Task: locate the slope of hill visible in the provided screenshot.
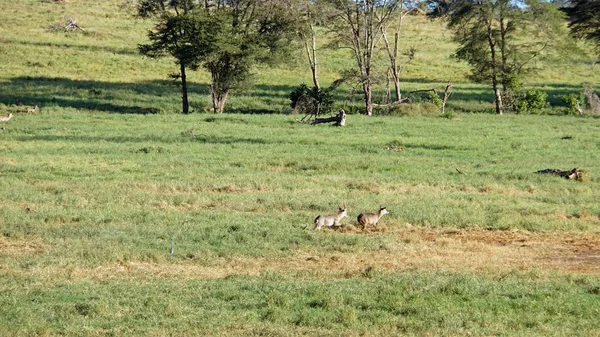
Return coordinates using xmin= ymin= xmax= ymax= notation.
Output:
xmin=1 ymin=0 xmax=598 ymax=114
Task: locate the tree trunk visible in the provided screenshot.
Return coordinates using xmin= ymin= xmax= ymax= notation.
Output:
xmin=210 ymin=68 xmax=229 ymax=113
xmin=499 ymin=17 xmax=508 ymax=92
xmin=363 ymin=80 xmax=373 ymax=116
xmin=180 ymin=62 xmax=189 ymax=114
xmin=305 ymin=23 xmax=320 ymax=90
xmin=486 ymin=19 xmax=503 ymax=115
xmin=211 ymin=87 xmax=228 ymax=113
xmin=493 ymin=84 xmax=503 ymax=115
xmin=391 ymin=67 xmax=401 ymax=102
xmin=382 ymin=29 xmax=402 ymax=102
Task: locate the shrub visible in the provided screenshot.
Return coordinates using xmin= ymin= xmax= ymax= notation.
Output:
xmin=513 ymin=89 xmax=549 ymax=114
xmin=428 ymin=91 xmax=443 ymax=111
xmin=558 ymin=93 xmax=581 ymax=115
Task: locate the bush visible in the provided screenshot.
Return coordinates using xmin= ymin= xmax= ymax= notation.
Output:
xmin=427 ymin=91 xmax=443 ymax=111
xmin=558 ymin=93 xmax=582 ymax=115
xmin=513 ymin=89 xmax=549 ymax=114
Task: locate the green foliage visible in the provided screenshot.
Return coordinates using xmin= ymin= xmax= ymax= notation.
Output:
xmin=428 ymin=90 xmax=443 ymax=110
xmin=514 ymin=89 xmax=549 ymax=114
xmin=137 ymin=0 xmax=301 ymax=113
xmin=441 ymin=109 xmax=456 ymax=119
xmin=559 ymin=93 xmax=582 ymax=115
xmin=434 ymin=0 xmax=569 ymax=114
xmin=566 ymin=0 xmax=600 ymax=53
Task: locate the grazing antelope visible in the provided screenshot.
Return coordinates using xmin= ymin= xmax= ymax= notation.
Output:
xmin=313 ymin=205 xmax=348 ymax=231
xmin=357 ymin=206 xmax=389 ymax=230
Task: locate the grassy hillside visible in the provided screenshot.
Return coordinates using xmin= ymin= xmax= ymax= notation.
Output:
xmin=1 ymin=1 xmax=600 ymax=336
xmin=0 ymin=0 xmax=599 ymax=114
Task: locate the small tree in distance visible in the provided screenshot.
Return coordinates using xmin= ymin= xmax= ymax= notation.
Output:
xmin=566 ymin=0 xmax=600 ymax=57
xmin=429 ymin=0 xmax=569 ymax=114
xmin=136 ymin=0 xmax=300 ymax=113
xmin=323 ymin=0 xmax=402 ymax=116
xmin=137 ymin=0 xmax=200 ymax=114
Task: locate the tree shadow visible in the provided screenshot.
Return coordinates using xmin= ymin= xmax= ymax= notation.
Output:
xmin=15 ymin=133 xmax=270 ymax=145
xmin=2 ymin=75 xmax=591 ymax=115
xmin=1 ymin=76 xmax=210 ymax=114
xmin=4 ymin=39 xmax=138 ymax=56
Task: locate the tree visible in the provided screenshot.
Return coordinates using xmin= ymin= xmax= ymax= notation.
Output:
xmin=136 ymin=0 xmax=299 ymax=113
xmin=566 ymin=0 xmax=600 ymax=53
xmin=380 ymin=0 xmax=416 ymax=103
xmin=298 ymin=0 xmax=321 ymax=89
xmin=324 ymin=0 xmax=402 ymax=116
xmin=430 ymin=0 xmax=568 ymax=114
xmin=137 ymin=0 xmax=200 ymax=114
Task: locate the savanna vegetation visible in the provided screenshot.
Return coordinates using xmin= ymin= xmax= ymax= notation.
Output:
xmin=0 ymin=0 xmax=599 ymax=336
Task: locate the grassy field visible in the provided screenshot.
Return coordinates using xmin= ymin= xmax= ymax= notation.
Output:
xmin=1 ymin=112 xmax=599 ymax=336
xmin=1 ymin=0 xmax=600 ymax=336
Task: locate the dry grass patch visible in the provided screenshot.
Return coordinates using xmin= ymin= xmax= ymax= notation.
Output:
xmin=9 ymin=227 xmax=599 ymax=284
xmin=0 ymin=235 xmax=44 ymax=257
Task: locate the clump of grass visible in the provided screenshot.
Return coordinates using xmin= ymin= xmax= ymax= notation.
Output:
xmin=386 ymin=102 xmax=439 ymax=117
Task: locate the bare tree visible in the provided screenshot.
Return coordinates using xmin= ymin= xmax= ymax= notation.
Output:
xmin=300 ymin=0 xmax=321 ymax=89
xmin=325 ymin=0 xmax=401 ymax=116
xmin=380 ymin=1 xmax=415 ymax=103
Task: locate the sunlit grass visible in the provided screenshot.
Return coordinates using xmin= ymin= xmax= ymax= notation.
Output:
xmin=1 ymin=1 xmax=600 ymax=335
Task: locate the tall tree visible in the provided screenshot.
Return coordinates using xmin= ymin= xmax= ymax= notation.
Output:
xmin=430 ymin=0 xmax=568 ymax=114
xmin=298 ymin=0 xmax=321 ymax=89
xmin=137 ymin=0 xmax=200 ymax=114
xmin=324 ymin=0 xmax=402 ymax=116
xmin=566 ymin=0 xmax=600 ymax=53
xmin=380 ymin=0 xmax=415 ymax=103
xmin=136 ymin=0 xmax=299 ymax=113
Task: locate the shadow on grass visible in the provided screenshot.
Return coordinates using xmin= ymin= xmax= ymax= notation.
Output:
xmin=1 ymin=76 xmax=208 ymax=114
xmin=1 ymin=76 xmax=588 ymax=114
xmin=14 ymin=133 xmax=270 ymax=145
xmin=4 ymin=38 xmax=138 ymax=56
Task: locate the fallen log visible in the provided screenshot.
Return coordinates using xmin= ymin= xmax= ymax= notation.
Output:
xmin=311 ymin=108 xmax=346 ymax=127
xmin=536 ymin=168 xmax=583 ymax=181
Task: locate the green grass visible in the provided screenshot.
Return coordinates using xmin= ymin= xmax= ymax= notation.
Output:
xmin=1 ymin=113 xmax=599 ymax=263
xmin=1 ymin=1 xmax=600 ymax=336
xmin=1 ymin=112 xmax=600 ymax=335
xmin=2 ymin=271 xmax=599 ymax=336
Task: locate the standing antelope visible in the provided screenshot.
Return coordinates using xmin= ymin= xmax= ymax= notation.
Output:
xmin=357 ymin=206 xmax=389 ymax=230
xmin=313 ymin=205 xmax=348 ymax=231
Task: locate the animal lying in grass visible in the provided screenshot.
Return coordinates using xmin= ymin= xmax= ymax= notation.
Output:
xmin=313 ymin=205 xmax=348 ymax=231
xmin=0 ymin=113 xmax=13 ymax=130
xmin=0 ymin=113 xmax=13 ymax=122
xmin=357 ymin=206 xmax=389 ymax=230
